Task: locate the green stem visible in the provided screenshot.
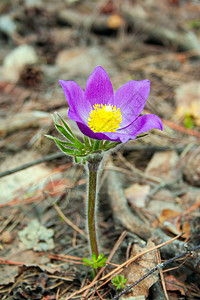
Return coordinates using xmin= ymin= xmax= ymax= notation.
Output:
xmin=87 ymin=156 xmax=102 ymax=259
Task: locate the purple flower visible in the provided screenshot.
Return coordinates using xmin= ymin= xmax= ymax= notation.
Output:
xmin=59 ymin=66 xmax=163 ymax=143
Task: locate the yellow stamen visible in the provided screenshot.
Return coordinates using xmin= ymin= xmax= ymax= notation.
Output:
xmin=88 ymin=104 xmax=122 ymax=133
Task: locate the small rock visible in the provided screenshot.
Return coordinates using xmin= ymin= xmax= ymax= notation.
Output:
xmin=56 ymin=46 xmax=114 ymax=77
xmin=3 ymin=45 xmax=38 ymax=82
xmin=24 ymin=0 xmax=42 ymax=7
xmin=0 ymin=15 xmax=17 ymax=36
xmin=1 ymin=231 xmax=13 ymax=244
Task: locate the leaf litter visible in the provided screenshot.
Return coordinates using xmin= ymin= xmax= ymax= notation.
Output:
xmin=0 ymin=0 xmax=200 ymax=299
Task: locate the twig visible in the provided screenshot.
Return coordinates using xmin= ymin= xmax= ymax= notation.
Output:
xmin=111 ymin=244 xmax=200 ymax=300
xmin=163 ymin=119 xmax=200 ymax=140
xmin=0 ymin=152 xmax=65 ymax=179
xmin=156 ymin=249 xmax=169 ymax=300
xmin=52 ymin=202 xmax=87 ymax=239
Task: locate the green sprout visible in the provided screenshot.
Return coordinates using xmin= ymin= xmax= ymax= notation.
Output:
xmin=184 ymin=113 xmax=194 ymax=129
xmin=112 ymin=274 xmax=127 ymax=290
xmin=83 ymin=253 xmax=107 ymax=269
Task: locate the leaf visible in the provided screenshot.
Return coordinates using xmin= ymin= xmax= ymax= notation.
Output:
xmin=84 ymin=136 xmax=91 ymax=148
xmin=55 ymin=123 xmax=77 ymax=144
xmin=55 ymin=113 xmax=76 ymax=138
xmin=74 ymin=156 xmax=83 ymax=163
xmin=45 ymin=135 xmax=76 ymax=155
xmin=159 ymin=209 xmax=181 ymax=236
xmin=164 ymin=274 xmax=186 ymax=295
xmin=122 ymin=240 xmax=158 ymax=297
xmin=104 ymin=141 xmax=120 ymax=150
xmin=93 ymin=140 xmax=101 ymax=151
xmin=82 ymin=257 xmax=93 ymax=266
xmin=56 ymin=113 xmax=85 ymax=149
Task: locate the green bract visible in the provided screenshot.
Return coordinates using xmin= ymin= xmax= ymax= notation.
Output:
xmin=46 ymin=113 xmax=120 ymax=164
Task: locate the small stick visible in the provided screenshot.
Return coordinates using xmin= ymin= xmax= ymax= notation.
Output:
xmin=52 ymin=202 xmax=87 ymax=239
xmin=156 ymin=249 xmax=169 ymax=300
xmin=0 ymin=152 xmax=65 ymax=178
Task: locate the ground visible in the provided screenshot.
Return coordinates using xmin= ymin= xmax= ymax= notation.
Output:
xmin=0 ymin=0 xmax=200 ymax=299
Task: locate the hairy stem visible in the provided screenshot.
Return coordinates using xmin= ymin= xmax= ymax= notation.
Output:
xmin=87 ymin=156 xmax=102 ymax=259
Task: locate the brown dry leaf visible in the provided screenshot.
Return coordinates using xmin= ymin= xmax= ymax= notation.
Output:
xmin=122 ymin=240 xmax=158 ymax=297
xmin=177 ymin=220 xmax=191 ymax=239
xmin=159 ymin=209 xmax=180 ymax=222
xmin=0 ymin=250 xmax=50 ymax=285
xmin=145 ymin=151 xmax=179 ymax=182
xmin=159 ymin=209 xmax=191 ymax=238
xmin=107 ymin=14 xmax=124 ymax=29
xmin=182 ymin=221 xmax=191 ymax=238
xmin=159 ymin=209 xmax=181 ymax=235
xmin=125 ymin=183 xmax=150 ymax=208
xmin=164 ymin=274 xmax=186 ymax=295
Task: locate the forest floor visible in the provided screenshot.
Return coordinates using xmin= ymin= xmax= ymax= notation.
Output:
xmin=0 ymin=0 xmax=200 ymax=299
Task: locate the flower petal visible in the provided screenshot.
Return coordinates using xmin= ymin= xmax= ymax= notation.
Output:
xmin=85 ymin=66 xmax=114 ymax=107
xmin=103 ymin=132 xmax=136 ymax=143
xmin=113 ymin=80 xmax=150 ymax=128
xmin=77 ymin=122 xmax=136 ymax=143
xmin=59 ymin=80 xmax=91 ymax=123
xmin=77 ymin=122 xmax=113 ymax=141
xmin=119 ymin=114 xmax=163 ymax=136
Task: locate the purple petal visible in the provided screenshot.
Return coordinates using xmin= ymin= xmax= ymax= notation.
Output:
xmin=85 ymin=66 xmax=114 ymax=107
xmin=77 ymin=122 xmax=137 ymax=143
xmin=77 ymin=122 xmax=114 ymax=141
xmin=103 ymin=132 xmax=136 ymax=143
xmin=59 ymin=80 xmax=91 ymax=123
xmin=113 ymin=80 xmax=150 ymax=128
xmin=119 ymin=114 xmax=163 ymax=136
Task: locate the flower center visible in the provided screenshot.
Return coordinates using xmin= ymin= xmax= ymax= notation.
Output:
xmin=88 ymin=104 xmax=122 ymax=133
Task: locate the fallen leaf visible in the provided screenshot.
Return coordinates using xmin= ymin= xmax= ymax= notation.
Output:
xmin=125 ymin=183 xmax=150 ymax=208
xmin=122 ymin=240 xmax=158 ymax=297
xmin=145 ymin=151 xmax=180 ymax=182
xmin=164 ymin=274 xmax=186 ymax=295
xmin=107 ymin=14 xmax=124 ymax=29
xmin=159 ymin=209 xmax=180 ymax=235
